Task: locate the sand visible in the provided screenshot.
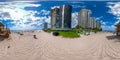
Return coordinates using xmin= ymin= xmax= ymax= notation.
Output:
xmin=0 ymin=30 xmax=120 ymax=60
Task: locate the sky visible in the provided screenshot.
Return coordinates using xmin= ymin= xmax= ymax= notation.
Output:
xmin=0 ymin=0 xmax=120 ymax=31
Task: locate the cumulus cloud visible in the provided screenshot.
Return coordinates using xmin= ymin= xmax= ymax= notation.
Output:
xmin=72 ymin=12 xmax=78 ymax=28
xmin=96 ymin=16 xmax=107 ymax=25
xmin=39 ymin=10 xmax=50 ymax=15
xmin=0 ymin=12 xmax=11 ymax=20
xmin=101 ymin=25 xmax=116 ymax=31
xmin=51 ymin=6 xmax=60 ymax=9
xmin=96 ymin=16 xmax=103 ymax=21
xmin=101 ymin=2 xmax=120 ymax=31
xmin=107 ymin=2 xmax=120 ymax=25
xmin=0 ymin=2 xmax=45 ymax=30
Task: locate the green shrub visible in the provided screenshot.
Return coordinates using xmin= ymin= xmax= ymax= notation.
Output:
xmin=57 ymin=30 xmax=80 ymax=38
xmin=44 ymin=30 xmax=80 ymax=38
xmin=8 ymin=46 xmax=10 ymax=48
xmin=53 ymin=32 xmax=59 ymax=36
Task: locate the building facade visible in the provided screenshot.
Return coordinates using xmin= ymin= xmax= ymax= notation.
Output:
xmin=51 ymin=5 xmax=72 ymax=30
xmin=93 ymin=17 xmax=97 ymax=28
xmin=51 ymin=8 xmax=61 ymax=29
xmin=78 ymin=9 xmax=101 ymax=29
xmin=78 ymin=9 xmax=91 ymax=28
xmin=88 ymin=17 xmax=95 ymax=28
xmin=60 ymin=5 xmax=72 ymax=29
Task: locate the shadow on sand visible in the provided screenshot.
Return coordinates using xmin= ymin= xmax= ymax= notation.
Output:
xmin=0 ymin=36 xmax=6 ymax=41
xmin=106 ymin=35 xmax=120 ymax=41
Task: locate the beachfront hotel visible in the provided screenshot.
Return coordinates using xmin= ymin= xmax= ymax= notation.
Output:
xmin=78 ymin=9 xmax=91 ymax=28
xmin=88 ymin=17 xmax=95 ymax=28
xmin=51 ymin=5 xmax=72 ymax=30
xmin=51 ymin=8 xmax=60 ymax=29
xmin=60 ymin=5 xmax=72 ymax=29
xmin=50 ymin=5 xmax=101 ymax=30
xmin=78 ymin=9 xmax=101 ymax=29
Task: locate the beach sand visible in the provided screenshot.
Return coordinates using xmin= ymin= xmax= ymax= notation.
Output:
xmin=0 ymin=30 xmax=120 ymax=60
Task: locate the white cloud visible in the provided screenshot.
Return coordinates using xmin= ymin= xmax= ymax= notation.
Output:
xmin=95 ymin=16 xmax=108 ymax=25
xmin=39 ymin=10 xmax=50 ymax=15
xmin=10 ymin=23 xmax=35 ymax=31
xmin=45 ymin=16 xmax=51 ymax=23
xmin=0 ymin=2 xmax=44 ymax=30
xmin=0 ymin=2 xmax=41 ymax=9
xmin=101 ymin=25 xmax=116 ymax=31
xmin=107 ymin=2 xmax=120 ymax=25
xmin=3 ymin=0 xmax=39 ymax=2
xmin=10 ymin=16 xmax=50 ymax=30
xmin=51 ymin=6 xmax=60 ymax=9
xmin=96 ymin=16 xmax=103 ymax=20
xmin=100 ymin=21 xmax=111 ymax=26
xmin=72 ymin=12 xmax=78 ymax=28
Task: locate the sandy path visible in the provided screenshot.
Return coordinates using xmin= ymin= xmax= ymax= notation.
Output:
xmin=0 ymin=31 xmax=120 ymax=60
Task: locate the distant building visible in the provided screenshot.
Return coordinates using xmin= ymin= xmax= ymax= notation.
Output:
xmin=88 ymin=17 xmax=95 ymax=28
xmin=51 ymin=8 xmax=61 ymax=29
xmin=93 ymin=17 xmax=97 ymax=28
xmin=60 ymin=5 xmax=72 ymax=29
xmin=78 ymin=9 xmax=91 ymax=28
xmin=51 ymin=5 xmax=72 ymax=30
xmin=44 ymin=22 xmax=48 ymax=29
xmin=78 ymin=9 xmax=101 ymax=29
xmin=115 ymin=22 xmax=120 ymax=36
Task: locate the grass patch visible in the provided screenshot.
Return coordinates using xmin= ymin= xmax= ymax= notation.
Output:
xmin=59 ymin=31 xmax=80 ymax=38
xmin=45 ymin=29 xmax=80 ymax=38
xmin=43 ymin=27 xmax=101 ymax=38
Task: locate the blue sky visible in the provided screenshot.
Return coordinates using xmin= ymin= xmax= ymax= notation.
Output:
xmin=0 ymin=0 xmax=120 ymax=31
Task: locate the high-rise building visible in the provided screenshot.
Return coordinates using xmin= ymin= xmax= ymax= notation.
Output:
xmin=78 ymin=9 xmax=91 ymax=28
xmin=89 ymin=17 xmax=95 ymax=28
xmin=51 ymin=8 xmax=61 ymax=29
xmin=51 ymin=5 xmax=72 ymax=30
xmin=60 ymin=5 xmax=72 ymax=29
xmin=44 ymin=22 xmax=48 ymax=29
xmin=92 ymin=17 xmax=96 ymax=28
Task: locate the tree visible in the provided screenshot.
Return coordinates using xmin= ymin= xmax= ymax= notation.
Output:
xmin=75 ymin=25 xmax=80 ymax=29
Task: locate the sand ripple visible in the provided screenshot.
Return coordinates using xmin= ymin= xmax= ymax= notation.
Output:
xmin=0 ymin=31 xmax=120 ymax=60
